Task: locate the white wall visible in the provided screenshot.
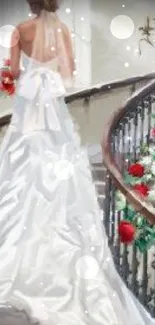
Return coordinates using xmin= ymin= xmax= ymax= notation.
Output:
xmin=59 ymin=0 xmax=91 ymax=89
xmin=91 ymin=0 xmax=155 ymax=84
xmin=67 ymin=85 xmax=134 ymax=164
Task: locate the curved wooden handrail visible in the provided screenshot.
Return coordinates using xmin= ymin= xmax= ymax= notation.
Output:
xmin=102 ymin=79 xmax=155 ymax=224
xmin=0 ymin=114 xmax=11 ymax=127
xmin=66 ymin=72 xmax=155 ymax=103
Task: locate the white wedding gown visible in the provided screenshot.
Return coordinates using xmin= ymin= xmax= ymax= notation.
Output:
xmin=0 ymin=50 xmax=154 ymax=325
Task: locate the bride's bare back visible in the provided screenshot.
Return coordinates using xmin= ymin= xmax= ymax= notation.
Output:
xmin=10 ymin=15 xmax=75 ymax=79
xmin=17 ymin=19 xmax=38 ymax=57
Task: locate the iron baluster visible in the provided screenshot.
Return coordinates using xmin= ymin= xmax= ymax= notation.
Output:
xmin=147 ymin=96 xmax=152 ymax=146
xmin=140 ymin=104 xmax=145 ymax=148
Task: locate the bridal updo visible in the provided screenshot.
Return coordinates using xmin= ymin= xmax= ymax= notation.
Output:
xmin=27 ymin=0 xmax=59 ymax=15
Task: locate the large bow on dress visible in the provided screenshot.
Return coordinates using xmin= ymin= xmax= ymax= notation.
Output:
xmin=17 ymin=67 xmax=66 ymax=132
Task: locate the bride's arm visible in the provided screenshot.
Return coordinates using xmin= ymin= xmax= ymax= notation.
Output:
xmin=10 ymin=26 xmax=21 ymax=79
xmin=63 ymin=24 xmax=75 ymax=76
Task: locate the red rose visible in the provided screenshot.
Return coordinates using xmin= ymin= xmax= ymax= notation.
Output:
xmin=133 ymin=183 xmax=149 ymax=197
xmin=4 ymin=59 xmax=11 ymax=66
xmin=118 ymin=220 xmax=135 ymax=244
xmin=1 ymin=70 xmax=14 ymax=81
xmin=7 ymin=83 xmax=15 ymax=95
xmin=128 ymin=163 xmax=144 ymax=177
xmin=1 ymin=81 xmax=15 ymax=95
xmin=0 ymin=69 xmax=15 ymax=95
xmin=0 ymin=83 xmax=5 ymax=91
xmin=151 ymin=127 xmax=155 ymax=138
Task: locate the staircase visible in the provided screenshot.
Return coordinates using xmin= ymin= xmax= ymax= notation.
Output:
xmin=102 ymin=80 xmax=155 ymax=317
xmin=90 ymin=162 xmax=106 ymax=209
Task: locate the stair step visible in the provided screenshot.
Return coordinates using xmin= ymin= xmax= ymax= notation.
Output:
xmin=95 ymin=182 xmax=106 ymax=195
xmin=95 ymin=181 xmax=106 ymax=186
xmin=91 ymin=161 xmax=104 ymax=167
xmin=91 ymin=163 xmax=106 ymax=182
xmin=91 ymin=164 xmax=106 ymax=171
xmin=91 ymin=170 xmax=106 ymax=182
xmin=97 ymin=194 xmax=105 ymax=209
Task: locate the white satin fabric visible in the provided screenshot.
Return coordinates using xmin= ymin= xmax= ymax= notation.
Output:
xmin=0 ymin=53 xmax=154 ymax=325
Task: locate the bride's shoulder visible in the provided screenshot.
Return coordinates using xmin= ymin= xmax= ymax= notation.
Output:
xmin=17 ymin=18 xmax=35 ymax=29
xmin=16 ymin=19 xmax=37 ymax=40
xmin=59 ymin=21 xmax=71 ymax=35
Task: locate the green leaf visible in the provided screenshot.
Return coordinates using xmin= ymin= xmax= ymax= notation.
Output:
xmin=128 ymin=209 xmax=136 ymax=219
xmin=116 ymin=191 xmax=125 ymax=201
xmin=141 ymin=144 xmax=149 ymax=154
xmin=135 ymin=238 xmax=147 ymax=252
xmin=115 ymin=191 xmax=126 ymax=211
xmin=125 ymin=176 xmax=140 ymax=185
xmin=128 ymin=205 xmax=136 ymax=213
xmin=122 ymin=207 xmax=137 ymax=222
xmin=124 ymin=215 xmax=135 ymax=222
xmin=136 ymin=215 xmax=145 ymax=227
xmin=141 ymin=174 xmax=152 ymax=182
xmin=116 ymin=200 xmax=126 ymax=211
xmin=135 ymin=225 xmax=155 ymax=252
xmin=123 ymin=172 xmax=140 ymax=185
xmin=144 ymin=226 xmax=155 ymax=235
xmin=151 ymin=114 xmax=155 ymax=119
xmin=149 ymin=147 xmax=155 ymax=157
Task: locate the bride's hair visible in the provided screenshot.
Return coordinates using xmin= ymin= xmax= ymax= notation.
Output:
xmin=27 ymin=0 xmax=59 ymax=15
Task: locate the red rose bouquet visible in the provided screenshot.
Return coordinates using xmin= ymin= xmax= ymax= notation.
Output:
xmin=0 ymin=59 xmax=16 ymax=96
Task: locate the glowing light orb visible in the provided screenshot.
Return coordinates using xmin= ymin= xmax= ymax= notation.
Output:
xmin=75 ymin=255 xmax=99 ymax=279
xmin=0 ymin=25 xmax=19 ymax=48
xmin=110 ymin=15 xmax=134 ymax=39
xmin=54 ymin=160 xmax=74 ymax=180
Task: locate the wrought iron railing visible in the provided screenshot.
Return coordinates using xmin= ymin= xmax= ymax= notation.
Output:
xmin=102 ymin=80 xmax=155 ymax=317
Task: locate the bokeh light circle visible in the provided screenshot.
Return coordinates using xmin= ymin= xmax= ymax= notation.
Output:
xmin=0 ymin=25 xmax=20 ymax=48
xmin=75 ymin=255 xmax=99 ymax=279
xmin=54 ymin=159 xmax=74 ymax=180
xmin=110 ymin=15 xmax=134 ymax=39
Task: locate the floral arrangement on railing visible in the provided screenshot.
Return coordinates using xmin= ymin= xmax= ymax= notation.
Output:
xmin=117 ymin=115 xmax=155 ymax=252
xmin=0 ymin=59 xmax=16 ymax=96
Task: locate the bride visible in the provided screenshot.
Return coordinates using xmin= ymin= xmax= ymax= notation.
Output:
xmin=0 ymin=0 xmax=154 ymax=324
